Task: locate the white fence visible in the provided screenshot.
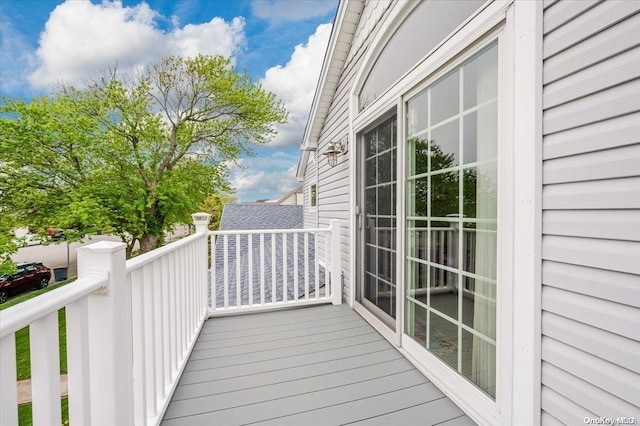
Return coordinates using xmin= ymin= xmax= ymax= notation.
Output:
xmin=0 ymin=215 xmax=341 ymax=425
xmin=209 ymin=220 xmax=342 ymax=315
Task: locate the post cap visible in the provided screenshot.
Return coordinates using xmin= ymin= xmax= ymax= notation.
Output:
xmin=191 ymin=212 xmax=211 ymax=224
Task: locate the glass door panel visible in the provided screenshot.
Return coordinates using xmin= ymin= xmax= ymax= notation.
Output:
xmin=359 ymin=115 xmax=397 ymax=326
xmin=405 ymin=42 xmax=498 ymax=398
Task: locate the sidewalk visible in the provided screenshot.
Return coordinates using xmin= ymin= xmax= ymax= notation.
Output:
xmin=17 ymin=375 xmax=68 ymax=404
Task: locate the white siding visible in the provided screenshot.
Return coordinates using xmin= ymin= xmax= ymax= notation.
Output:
xmin=310 ymin=0 xmax=393 ymax=303
xmin=541 ymin=1 xmax=640 ymax=423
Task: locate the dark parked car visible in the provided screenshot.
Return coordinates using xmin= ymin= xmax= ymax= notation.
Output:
xmin=47 ymin=228 xmax=85 ymax=242
xmin=0 ymin=262 xmax=51 ymax=304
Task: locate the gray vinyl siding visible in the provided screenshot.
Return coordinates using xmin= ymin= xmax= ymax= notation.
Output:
xmin=311 ymin=1 xmax=392 ymax=303
xmin=541 ymin=1 xmax=640 ymax=424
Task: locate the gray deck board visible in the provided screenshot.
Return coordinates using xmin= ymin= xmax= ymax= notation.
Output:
xmin=162 ymin=304 xmax=475 ymax=426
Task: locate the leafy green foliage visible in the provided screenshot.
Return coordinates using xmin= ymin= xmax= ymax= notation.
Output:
xmin=200 ymin=192 xmax=237 ymax=230
xmin=0 ymin=55 xmax=287 ymax=256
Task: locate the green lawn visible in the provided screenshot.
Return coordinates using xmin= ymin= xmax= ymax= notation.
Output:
xmin=1 ymin=280 xmax=73 ymax=425
xmin=18 ymin=397 xmax=69 ymax=426
xmin=0 ymin=279 xmax=73 ymax=380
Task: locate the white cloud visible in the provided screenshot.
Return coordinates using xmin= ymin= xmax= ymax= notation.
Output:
xmin=227 ymin=152 xmax=300 ymax=202
xmin=261 ymin=23 xmax=331 ymax=148
xmin=252 ymin=0 xmax=337 ymax=25
xmin=27 ymin=0 xmax=245 ymax=90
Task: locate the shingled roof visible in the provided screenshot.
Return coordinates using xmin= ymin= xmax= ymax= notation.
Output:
xmin=212 ymin=204 xmax=326 ymax=307
xmin=218 ymin=204 xmax=304 ymax=230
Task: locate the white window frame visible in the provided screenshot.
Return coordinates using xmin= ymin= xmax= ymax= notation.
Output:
xmin=348 ymin=1 xmax=542 ymax=424
xmin=309 ymin=183 xmax=317 ymax=210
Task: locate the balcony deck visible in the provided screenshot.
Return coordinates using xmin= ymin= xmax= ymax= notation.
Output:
xmin=161 ymin=304 xmax=475 ymax=425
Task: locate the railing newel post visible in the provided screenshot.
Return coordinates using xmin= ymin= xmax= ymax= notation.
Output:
xmin=77 ymin=241 xmax=133 ymax=425
xmin=192 ymin=212 xmax=211 ymax=316
xmin=330 ymin=220 xmax=342 ymax=305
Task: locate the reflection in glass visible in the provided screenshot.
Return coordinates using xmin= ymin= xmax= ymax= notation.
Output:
xmin=408 ymin=90 xmax=429 ymax=136
xmin=463 ymin=112 xmax=478 ymax=164
xmin=407 ymin=220 xmax=428 ymax=258
xmin=463 ymin=44 xmax=498 ymax=109
xmin=463 ymin=163 xmax=497 ymax=219
xmin=431 ymin=70 xmax=460 ymax=125
xmin=409 ymin=177 xmax=428 ymax=217
xmin=406 ymin=300 xmax=427 ymax=347
xmin=431 ymin=120 xmax=459 ymax=169
xmin=431 ymin=172 xmax=459 ymax=218
xmin=462 ymin=278 xmax=496 ymax=339
xmin=362 ymin=116 xmax=397 ymax=320
xmin=379 ymin=118 xmax=393 ymax=152
xmin=409 ymin=137 xmax=429 ymax=176
xmin=378 ymin=184 xmax=392 ymax=216
xmin=430 ymin=268 xmax=458 ymax=319
xmin=463 ymin=222 xmax=496 ymax=279
xmin=379 ymin=151 xmax=392 ymax=183
xmin=430 ymin=312 xmax=458 ymax=369
xmin=462 ymin=329 xmax=496 ymax=397
xmin=405 ymin=42 xmax=498 ymax=399
xmin=430 ymin=224 xmax=459 ymax=268
xmin=366 ymin=158 xmax=377 ymax=186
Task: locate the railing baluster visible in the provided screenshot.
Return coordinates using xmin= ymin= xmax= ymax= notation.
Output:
xmin=283 ymin=233 xmax=288 ymax=303
xmin=315 ymin=231 xmax=320 ymax=298
xmin=223 ymin=235 xmax=229 ymax=308
xmin=304 ymin=233 xmax=309 ymax=299
xmin=206 ymin=225 xmax=342 ymax=311
xmin=236 ymin=233 xmax=242 ymax=306
xmin=211 ymin=234 xmax=217 ymax=310
xmin=161 ymin=256 xmax=171 ymax=388
xmin=142 ymin=265 xmax=158 ymax=418
xmin=294 ymin=232 xmax=299 ymax=301
xmin=131 ymin=270 xmax=147 ymax=425
xmin=248 ymin=233 xmax=254 ymax=305
xmin=260 ymin=234 xmax=265 ymax=304
xmin=30 ymin=311 xmax=61 ymax=425
xmin=66 ymin=298 xmax=91 ymax=425
xmin=166 ymin=253 xmax=179 ymax=380
xmin=0 ymin=333 xmax=18 ymax=425
xmin=324 ymin=229 xmax=331 ymax=296
xmin=153 ymin=260 xmax=164 ymax=400
xmin=271 ymin=234 xmax=277 ymax=303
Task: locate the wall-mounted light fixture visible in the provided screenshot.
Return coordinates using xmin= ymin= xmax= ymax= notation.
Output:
xmin=323 ymin=137 xmax=348 ymax=168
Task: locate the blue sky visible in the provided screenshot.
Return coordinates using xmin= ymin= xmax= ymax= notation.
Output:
xmin=0 ymin=0 xmax=337 ymax=201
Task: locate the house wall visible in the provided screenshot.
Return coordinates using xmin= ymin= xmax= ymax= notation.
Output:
xmin=311 ymin=0 xmax=393 ymax=302
xmin=540 ymin=1 xmax=640 ymax=423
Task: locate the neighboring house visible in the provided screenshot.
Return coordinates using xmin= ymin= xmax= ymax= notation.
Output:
xmin=297 ymin=1 xmax=640 ymax=425
xmin=212 ymin=203 xmax=325 ymax=306
xmin=274 ymin=185 xmax=304 ymax=205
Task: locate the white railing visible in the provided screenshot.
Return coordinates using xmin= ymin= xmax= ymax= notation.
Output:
xmin=0 ymin=215 xmax=343 ymax=425
xmin=208 ymin=219 xmax=342 ymax=315
xmin=410 ymin=226 xmax=496 ymax=295
xmin=0 ymin=214 xmax=211 ymax=426
xmin=126 ymin=227 xmax=209 ymax=425
xmin=0 ymin=273 xmax=107 ymax=426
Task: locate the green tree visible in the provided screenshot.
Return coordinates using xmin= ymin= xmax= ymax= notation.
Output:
xmin=0 ymin=221 xmax=18 ymax=276
xmin=0 ymin=55 xmax=287 ymax=256
xmin=200 ymin=193 xmax=237 ymax=230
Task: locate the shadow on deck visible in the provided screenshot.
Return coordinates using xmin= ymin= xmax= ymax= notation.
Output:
xmin=161 ymin=304 xmax=475 ymax=425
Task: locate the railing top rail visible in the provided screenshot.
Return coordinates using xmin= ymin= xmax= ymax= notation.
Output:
xmin=209 ymin=227 xmax=331 ymax=236
xmin=126 ymin=232 xmax=203 ymax=273
xmin=0 ymin=275 xmax=107 ymax=338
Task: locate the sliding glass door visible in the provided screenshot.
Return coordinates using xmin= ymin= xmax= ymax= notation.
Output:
xmin=404 ymin=43 xmax=499 ymax=398
xmin=358 ymin=116 xmax=397 ymax=327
